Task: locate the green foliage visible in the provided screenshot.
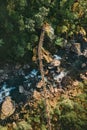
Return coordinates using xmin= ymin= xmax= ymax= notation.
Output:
xmin=34 ymin=7 xmax=49 ymax=27
xmin=0 ymin=81 xmax=87 ymax=130
xmin=55 ymin=37 xmax=64 ymax=47
xmin=0 ymin=126 xmax=7 ymax=130
xmin=0 ymin=39 xmax=4 ymax=46
xmin=0 ymin=0 xmax=87 ymax=60
xmin=26 ymin=84 xmax=87 ymax=130
xmin=14 ymin=121 xmax=32 ymax=130
xmin=41 ymin=124 xmax=47 ymax=130
xmin=0 ymin=2 xmax=87 ymax=130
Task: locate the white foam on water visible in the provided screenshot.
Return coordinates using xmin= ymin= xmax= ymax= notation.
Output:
xmin=25 ymin=69 xmax=38 ymax=79
xmin=0 ymin=83 xmax=15 ymax=104
xmin=53 ymin=55 xmax=62 ymax=60
xmin=54 ymin=71 xmax=67 ymax=82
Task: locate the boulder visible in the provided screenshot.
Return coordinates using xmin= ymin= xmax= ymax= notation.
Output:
xmin=70 ymin=43 xmax=82 ymax=55
xmin=0 ymin=96 xmax=15 ymax=120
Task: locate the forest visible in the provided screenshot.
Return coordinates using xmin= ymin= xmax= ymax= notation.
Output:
xmin=0 ymin=0 xmax=87 ymax=130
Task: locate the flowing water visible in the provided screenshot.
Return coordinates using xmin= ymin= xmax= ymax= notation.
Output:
xmin=0 ymin=50 xmax=86 ymax=106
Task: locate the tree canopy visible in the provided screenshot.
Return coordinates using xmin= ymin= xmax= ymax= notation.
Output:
xmin=0 ymin=0 xmax=87 ymax=61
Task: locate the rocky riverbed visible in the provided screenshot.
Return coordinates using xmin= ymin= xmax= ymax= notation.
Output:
xmin=0 ymin=43 xmax=87 ymax=122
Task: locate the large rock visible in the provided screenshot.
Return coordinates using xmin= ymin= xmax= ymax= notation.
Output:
xmin=70 ymin=43 xmax=82 ymax=55
xmin=83 ymin=49 xmax=87 ymax=58
xmin=0 ymin=96 xmax=15 ymax=120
